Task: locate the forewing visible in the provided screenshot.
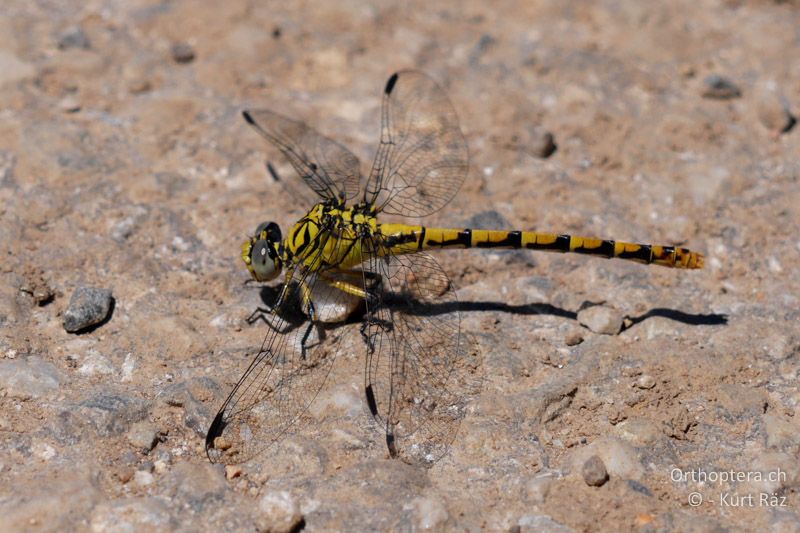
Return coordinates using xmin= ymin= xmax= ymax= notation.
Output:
xmin=243 ymin=109 xmax=361 ymax=202
xmin=364 ymin=71 xmax=468 ymax=217
xmin=362 ymin=248 xmax=483 ymax=465
xmin=206 ymin=231 xmax=350 ymax=464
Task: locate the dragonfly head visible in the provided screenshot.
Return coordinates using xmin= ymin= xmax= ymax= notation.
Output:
xmin=243 ymin=221 xmax=283 ymax=282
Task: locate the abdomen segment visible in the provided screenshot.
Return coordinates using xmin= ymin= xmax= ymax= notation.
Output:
xmin=379 ymin=224 xmax=704 ymax=269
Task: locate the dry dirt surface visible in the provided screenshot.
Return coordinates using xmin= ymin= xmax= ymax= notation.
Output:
xmin=2 ymin=1 xmax=799 ymax=531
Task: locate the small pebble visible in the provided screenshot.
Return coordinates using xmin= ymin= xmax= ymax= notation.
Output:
xmin=679 ymin=64 xmax=696 ymax=78
xmin=57 ymin=27 xmax=91 ymax=50
xmin=154 ymin=459 xmax=170 ymax=474
xmin=761 ymin=333 xmax=797 ymax=362
xmin=63 ymin=286 xmax=113 ymax=333
xmin=128 ymin=78 xmax=152 ymax=94
xmin=212 ymin=436 xmax=232 ymax=451
xmin=171 ymin=42 xmax=195 ymax=64
xmin=527 ymin=128 xmax=557 ymax=158
xmin=257 ymin=490 xmax=304 ymax=533
xmin=564 ymin=330 xmax=584 ymax=346
xmin=524 ymin=476 xmax=553 ymax=504
xmin=115 ymin=467 xmax=134 ymax=484
xmin=615 ymin=418 xmax=661 ymax=446
xmin=576 ymin=438 xmax=644 ymax=480
xmin=59 ymin=96 xmax=81 ymax=113
xmin=225 ymin=465 xmax=242 ymax=480
xmin=577 ymin=305 xmax=623 ymax=335
xmin=582 ymin=455 xmax=609 ymax=487
xmin=134 ymin=470 xmax=154 ymax=486
xmin=702 ymin=74 xmax=741 ymax=99
xmin=155 ymin=449 xmax=172 ymax=464
xmin=635 ymin=375 xmax=656 ymax=389
xmin=756 ymin=85 xmax=796 ymax=134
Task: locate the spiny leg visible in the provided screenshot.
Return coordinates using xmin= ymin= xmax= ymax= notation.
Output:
xmin=245 ymin=272 xmax=297 ymax=332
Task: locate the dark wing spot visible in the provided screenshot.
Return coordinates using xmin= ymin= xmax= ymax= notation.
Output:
xmin=365 ymin=385 xmax=379 ymax=416
xmin=385 ymin=72 xmax=399 ymax=95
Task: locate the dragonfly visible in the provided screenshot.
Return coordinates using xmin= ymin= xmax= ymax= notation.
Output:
xmin=205 ymin=70 xmax=704 ymax=466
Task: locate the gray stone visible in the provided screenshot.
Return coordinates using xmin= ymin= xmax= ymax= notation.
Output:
xmin=134 ymin=470 xmax=154 ymax=486
xmin=57 ymin=27 xmax=91 ymax=50
xmin=577 ymin=305 xmax=623 ymax=335
xmin=160 ymin=377 xmax=222 ymax=437
xmin=524 ymin=475 xmax=553 ymax=504
xmin=162 ymin=462 xmax=227 ymax=512
xmin=0 ymin=357 xmax=61 ymax=399
xmin=63 ymin=286 xmax=113 ymax=333
xmin=702 ymin=74 xmax=741 ymax=99
xmin=127 ymin=420 xmax=160 ymax=451
xmin=582 ymin=455 xmax=609 ymax=487
xmin=760 ymin=333 xmax=798 ymax=362
xmin=76 ymin=393 xmax=149 ymax=437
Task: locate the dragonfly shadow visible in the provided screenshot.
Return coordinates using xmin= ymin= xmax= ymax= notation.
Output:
xmin=251 ymin=284 xmax=727 ymax=331
xmin=392 ymin=296 xmax=727 ymax=330
xmin=623 ymin=308 xmax=728 ymax=328
xmin=249 ymin=284 xmax=309 ymax=329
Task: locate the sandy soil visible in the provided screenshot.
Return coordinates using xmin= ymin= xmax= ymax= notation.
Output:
xmin=1 ymin=0 xmax=799 ymax=531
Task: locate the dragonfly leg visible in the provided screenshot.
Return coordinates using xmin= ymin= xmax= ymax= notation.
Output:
xmin=245 ymin=271 xmax=298 ymax=332
xmin=297 ymin=278 xmax=323 ymax=360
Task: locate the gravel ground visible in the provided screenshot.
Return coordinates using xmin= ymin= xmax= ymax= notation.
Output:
xmin=1 ymin=0 xmax=799 ymax=531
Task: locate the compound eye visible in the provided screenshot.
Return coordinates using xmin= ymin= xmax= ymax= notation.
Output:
xmin=250 ymin=239 xmax=280 ymax=281
xmin=254 ymin=221 xmax=270 ymax=237
xmin=254 ymin=221 xmax=282 ymax=242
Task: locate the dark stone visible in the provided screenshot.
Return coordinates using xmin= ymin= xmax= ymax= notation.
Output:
xmin=171 ymin=42 xmax=195 ymax=63
xmin=77 ymin=393 xmax=150 ymax=437
xmin=702 ymin=75 xmax=741 ymax=99
xmin=63 ymin=286 xmax=113 ymax=333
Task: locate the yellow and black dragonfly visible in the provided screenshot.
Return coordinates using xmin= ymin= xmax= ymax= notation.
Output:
xmin=206 ymin=70 xmax=704 ymax=466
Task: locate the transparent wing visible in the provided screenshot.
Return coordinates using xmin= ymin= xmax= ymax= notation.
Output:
xmin=361 ymin=247 xmax=483 ymax=465
xmin=206 ymin=230 xmax=350 ymax=464
xmin=243 ymin=109 xmax=361 ymax=202
xmin=364 ymin=71 xmax=469 ymax=217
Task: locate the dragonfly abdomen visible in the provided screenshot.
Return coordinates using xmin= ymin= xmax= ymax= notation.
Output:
xmin=380 ymin=224 xmax=703 ymax=269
